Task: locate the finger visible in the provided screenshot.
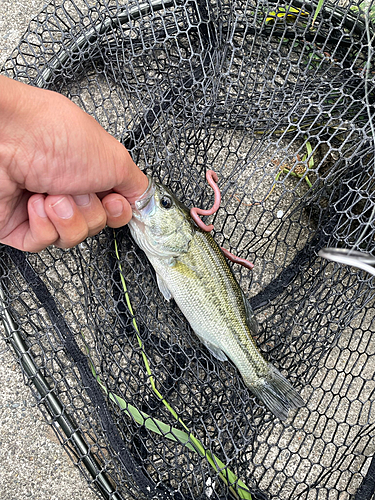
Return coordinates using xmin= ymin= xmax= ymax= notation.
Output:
xmin=112 ymin=157 xmax=149 ymax=204
xmin=97 ymin=190 xmax=113 ymax=200
xmin=71 ymin=193 xmax=106 ymax=237
xmin=45 ymin=194 xmax=89 ymax=248
xmin=102 ymin=193 xmax=133 ymax=228
xmin=0 ymin=194 xmax=59 ymax=252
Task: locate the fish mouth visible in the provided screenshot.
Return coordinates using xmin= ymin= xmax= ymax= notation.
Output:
xmin=131 ymin=175 xmax=156 ymax=220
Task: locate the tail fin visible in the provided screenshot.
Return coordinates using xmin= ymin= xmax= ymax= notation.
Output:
xmin=249 ymin=363 xmax=304 ymax=421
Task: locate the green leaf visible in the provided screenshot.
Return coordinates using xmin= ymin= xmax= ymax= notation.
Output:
xmin=306 ymin=140 xmax=314 ymax=168
xmin=312 ymin=0 xmax=324 ymax=26
xmin=92 ymin=369 xmax=198 ymax=453
xmin=91 ymin=362 xmax=252 ymax=498
xmin=302 ymin=139 xmax=314 ymax=170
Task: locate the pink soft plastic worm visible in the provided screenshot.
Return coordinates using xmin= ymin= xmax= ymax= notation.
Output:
xmin=220 ymin=248 xmax=254 ymax=271
xmin=190 ymin=170 xmax=221 ymax=232
xmin=190 ymin=170 xmax=254 ymax=271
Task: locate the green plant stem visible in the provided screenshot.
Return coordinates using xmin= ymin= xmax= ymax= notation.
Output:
xmin=113 ymin=235 xmax=252 ymax=500
xmin=283 ymin=169 xmax=313 ymax=188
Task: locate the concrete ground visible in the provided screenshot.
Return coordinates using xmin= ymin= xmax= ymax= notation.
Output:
xmin=0 ymin=2 xmax=98 ymax=499
xmin=1 ymin=2 xmax=374 ymax=500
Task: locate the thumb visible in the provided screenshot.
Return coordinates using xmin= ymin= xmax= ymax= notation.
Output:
xmin=110 ymin=147 xmax=149 ymax=204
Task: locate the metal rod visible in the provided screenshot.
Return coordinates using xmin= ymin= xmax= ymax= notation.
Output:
xmin=319 ymin=248 xmax=375 ymax=277
xmin=0 ymin=283 xmax=124 ymax=500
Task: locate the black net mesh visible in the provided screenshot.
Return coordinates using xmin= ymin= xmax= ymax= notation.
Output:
xmin=1 ymin=0 xmax=375 ymax=499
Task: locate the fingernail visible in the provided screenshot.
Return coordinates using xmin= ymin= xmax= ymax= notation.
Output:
xmin=50 ymin=197 xmax=74 ymax=219
xmin=73 ymin=194 xmax=91 ymax=207
xmin=32 ymin=197 xmax=47 ymax=218
xmin=104 ymin=199 xmax=124 ymax=218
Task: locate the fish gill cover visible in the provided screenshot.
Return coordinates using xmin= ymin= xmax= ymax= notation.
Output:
xmin=0 ymin=0 xmax=374 ymax=499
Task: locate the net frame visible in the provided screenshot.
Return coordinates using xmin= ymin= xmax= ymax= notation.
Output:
xmin=1 ymin=0 xmax=375 ymax=499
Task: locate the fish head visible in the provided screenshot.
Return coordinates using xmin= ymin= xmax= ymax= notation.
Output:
xmin=129 ymin=176 xmax=194 ymax=259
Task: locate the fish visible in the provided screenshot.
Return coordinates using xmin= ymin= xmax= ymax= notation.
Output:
xmin=128 ymin=175 xmax=304 ymax=421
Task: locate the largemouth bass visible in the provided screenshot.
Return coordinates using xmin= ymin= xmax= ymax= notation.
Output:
xmin=128 ymin=176 xmax=304 ymax=420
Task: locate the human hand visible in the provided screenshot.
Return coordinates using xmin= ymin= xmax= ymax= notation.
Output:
xmin=0 ymin=75 xmax=148 ymax=252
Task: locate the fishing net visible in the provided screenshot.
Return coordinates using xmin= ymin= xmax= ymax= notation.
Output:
xmin=1 ymin=0 xmax=375 ymax=498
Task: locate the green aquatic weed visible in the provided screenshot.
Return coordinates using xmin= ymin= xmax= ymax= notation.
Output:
xmin=90 ymin=235 xmax=253 ymax=500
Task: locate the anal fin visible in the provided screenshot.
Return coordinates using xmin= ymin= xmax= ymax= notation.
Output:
xmin=156 ymin=274 xmax=172 ymax=301
xmin=201 ymin=338 xmax=228 ymax=361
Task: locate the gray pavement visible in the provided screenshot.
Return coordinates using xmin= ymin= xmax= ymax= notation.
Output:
xmin=1 ymin=2 xmax=374 ymax=500
xmin=0 ymin=1 xmax=98 ymax=499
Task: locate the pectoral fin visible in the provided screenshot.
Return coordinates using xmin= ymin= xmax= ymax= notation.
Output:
xmin=156 ymin=274 xmax=173 ymax=301
xmin=241 ymin=290 xmax=259 ymax=334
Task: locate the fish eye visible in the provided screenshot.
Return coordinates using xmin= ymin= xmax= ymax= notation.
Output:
xmin=160 ymin=195 xmax=173 ymax=209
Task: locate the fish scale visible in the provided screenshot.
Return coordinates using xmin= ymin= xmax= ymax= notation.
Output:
xmin=170 ymin=232 xmax=264 ymax=371
xmin=129 ymin=176 xmax=304 ymax=420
